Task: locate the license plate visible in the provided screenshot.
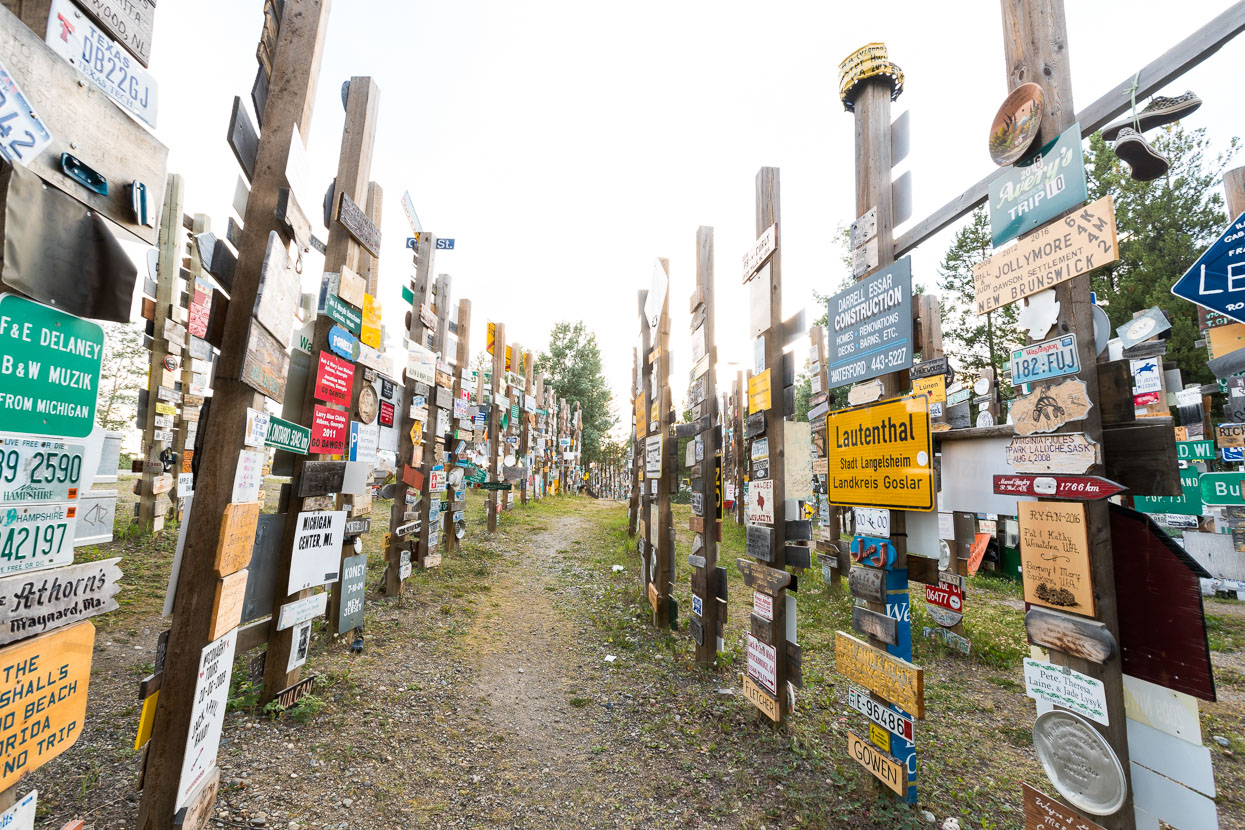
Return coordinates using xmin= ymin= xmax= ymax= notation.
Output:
xmin=0 ymin=437 xmax=86 ymax=504
xmin=0 ymin=503 xmax=76 ymax=576
xmin=1011 ymin=334 xmax=1080 ymax=386
xmin=0 ymin=63 xmax=53 ymax=166
xmin=847 ymin=686 xmax=914 ymax=742
xmin=46 ymin=0 xmax=158 ymax=128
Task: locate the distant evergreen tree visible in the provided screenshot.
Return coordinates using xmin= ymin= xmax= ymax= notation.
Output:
xmin=535 ymin=321 xmax=616 ymax=464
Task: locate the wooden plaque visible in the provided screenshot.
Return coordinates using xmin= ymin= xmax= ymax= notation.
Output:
xmin=746 ymin=525 xmax=774 ymax=562
xmin=848 ymin=566 xmax=886 ymax=603
xmin=1019 ymin=502 xmax=1094 ymax=617
xmin=737 ymin=558 xmax=794 ymax=595
xmin=227 ymin=96 xmax=259 ymax=182
xmin=240 ymin=322 xmax=289 ymax=403
xmin=1022 ymin=783 xmax=1106 ymax=830
xmin=208 ymin=570 xmax=247 ymax=642
xmin=834 ymin=631 xmax=924 ymax=718
xmin=852 ymin=605 xmax=898 ymax=645
xmin=298 ymin=461 xmax=346 ymax=497
xmin=338 ymin=266 xmax=366 ymax=308
xmin=1025 ymin=607 xmax=1116 ymax=663
xmin=335 ymin=191 xmax=381 ymax=257
xmin=848 ymin=731 xmax=907 ymax=796
xmin=742 ymin=674 xmax=780 ymax=722
xmin=274 ymin=675 xmax=316 ymax=709
xmin=215 ymin=503 xmax=259 ymax=576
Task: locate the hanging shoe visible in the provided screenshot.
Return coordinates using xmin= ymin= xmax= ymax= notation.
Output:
xmin=1101 ymin=91 xmax=1202 ymax=140
xmin=1114 ymin=127 xmax=1170 ymax=182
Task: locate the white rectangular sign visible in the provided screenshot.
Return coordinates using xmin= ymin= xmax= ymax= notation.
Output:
xmin=288 ymin=510 xmax=345 ymax=593
xmin=1024 ymin=658 xmax=1109 ymax=726
xmin=244 ymin=408 xmax=270 ymax=449
xmin=753 ymin=591 xmax=773 ymax=621
xmin=231 ymin=449 xmax=265 ymax=503
xmin=275 ymin=591 xmax=328 ymax=631
xmin=177 ymin=628 xmax=237 ymax=809
xmin=742 ymin=224 xmax=777 ymax=283
xmin=0 ymin=502 xmax=76 ymax=577
xmin=1123 ymin=673 xmax=1201 ymax=746
xmin=745 ymin=633 xmax=777 ymax=695
xmin=0 ymin=788 xmax=36 ymax=830
xmin=854 ymin=507 xmax=890 ymax=537
xmin=746 ymin=479 xmax=774 ymax=524
xmin=0 ymin=436 xmax=86 ymax=505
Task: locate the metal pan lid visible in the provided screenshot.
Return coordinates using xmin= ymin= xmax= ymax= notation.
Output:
xmin=1032 ymin=709 xmax=1127 ymax=815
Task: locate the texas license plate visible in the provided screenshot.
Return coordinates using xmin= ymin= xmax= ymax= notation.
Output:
xmin=1011 ymin=335 xmax=1080 ymax=386
xmin=46 ymin=0 xmax=158 ymax=128
xmin=0 ymin=436 xmax=86 ymax=504
xmin=0 ymin=503 xmax=76 ymax=576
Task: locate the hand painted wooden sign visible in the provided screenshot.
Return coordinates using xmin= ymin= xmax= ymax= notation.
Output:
xmin=993 ymin=474 xmax=1124 ymax=501
xmin=1019 ymin=501 xmax=1094 ymax=617
xmin=848 ymin=730 xmax=907 ymax=796
xmin=0 ymin=296 xmax=104 ymax=439
xmin=315 ymin=352 xmax=354 ymax=406
xmin=0 ymin=557 xmax=120 ymax=644
xmin=736 ymin=558 xmax=794 ymax=596
xmin=742 ymin=673 xmax=780 ymax=721
xmin=0 ymin=621 xmax=94 ymax=790
xmin=848 ymin=566 xmax=886 ymax=603
xmin=742 ymin=224 xmax=777 ymax=282
xmin=1006 ymin=433 xmax=1100 ymax=474
xmin=240 ymin=322 xmax=289 ymax=403
xmin=975 ymin=195 xmax=1117 ymax=314
xmin=852 ymin=605 xmax=898 ymax=645
xmin=1025 ymin=607 xmax=1116 ymax=663
xmin=335 ymin=191 xmax=381 ymax=257
xmin=209 ymin=569 xmax=247 ymax=639
xmin=834 ymin=631 xmax=924 ymax=718
xmin=1011 ymin=379 xmax=1093 ymax=436
xmin=1022 ymin=783 xmax=1106 ymax=830
xmin=850 ymin=536 xmax=896 ymax=568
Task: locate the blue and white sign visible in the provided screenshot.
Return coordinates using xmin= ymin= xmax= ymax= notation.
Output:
xmin=328 ymin=325 xmax=357 ymax=361
xmin=1224 ymin=447 xmax=1244 ymax=463
xmin=692 ymin=594 xmax=703 ymax=617
xmin=436 ymin=238 xmax=456 ymax=250
xmin=405 ymin=237 xmax=417 ymax=250
xmin=827 ymin=257 xmax=914 ymax=389
xmin=1172 ymin=211 xmax=1245 ymax=324
xmin=349 ymin=420 xmax=379 ymax=464
xmin=1011 ymin=334 xmax=1080 ymax=386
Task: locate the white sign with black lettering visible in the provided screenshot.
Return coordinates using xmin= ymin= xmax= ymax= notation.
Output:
xmin=753 ymin=591 xmax=773 ymax=621
xmin=853 ymin=507 xmax=890 ymax=537
xmin=746 ymin=633 xmax=777 ymax=695
xmin=288 ymin=511 xmax=346 ymax=593
xmin=176 ymin=628 xmax=237 ymax=809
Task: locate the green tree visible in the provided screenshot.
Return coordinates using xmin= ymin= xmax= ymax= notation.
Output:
xmin=1086 ymin=125 xmax=1238 ymax=385
xmin=97 ymin=322 xmax=147 ymax=434
xmin=535 ymin=321 xmax=616 ymax=464
xmin=937 ymin=207 xmax=1022 ymax=380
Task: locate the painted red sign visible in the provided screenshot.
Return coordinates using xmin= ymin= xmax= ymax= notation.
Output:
xmin=310 ymin=404 xmax=348 ymax=453
xmin=1133 ymin=391 xmax=1160 ymax=406
xmin=188 ymin=289 xmax=211 ymax=338
xmin=924 ymin=581 xmax=963 ymax=613
xmin=379 ymin=400 xmax=395 ymax=427
xmin=993 ymin=474 xmax=1126 ymax=501
xmin=315 ymin=352 xmax=354 ymax=405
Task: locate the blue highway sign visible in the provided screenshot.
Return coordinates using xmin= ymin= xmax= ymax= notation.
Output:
xmin=1172 ymin=211 xmax=1245 ymax=323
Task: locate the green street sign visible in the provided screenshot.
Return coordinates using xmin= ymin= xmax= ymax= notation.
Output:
xmin=1136 ymin=471 xmax=1202 ymax=516
xmin=326 ymin=294 xmax=362 ymax=335
xmin=1178 ymin=440 xmax=1216 ymax=461
xmin=0 ymin=295 xmax=103 ymax=438
xmin=988 ymin=121 xmax=1088 ymax=248
xmin=401 ymin=285 xmax=415 ymax=305
xmin=480 ymin=481 xmax=512 ymax=491
xmin=1200 ymin=472 xmax=1245 ymax=506
xmin=266 ymin=414 xmax=311 ymax=454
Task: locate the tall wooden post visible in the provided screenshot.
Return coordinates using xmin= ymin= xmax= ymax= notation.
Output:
xmin=383 ymin=232 xmax=435 ymax=594
xmin=263 ymin=75 xmax=381 ymax=703
xmin=445 ymin=298 xmax=471 ymax=552
xmin=177 ymin=213 xmax=212 ymax=515
xmin=1001 ymin=1 xmax=1132 ymax=824
xmin=520 ymin=349 xmax=533 ymax=504
xmin=628 ymin=345 xmax=640 ymax=534
xmin=734 ymin=371 xmax=746 ymax=525
xmin=650 ymin=264 xmax=674 ymax=628
xmin=137 ymin=173 xmax=185 ymax=534
xmin=808 ymin=324 xmax=841 ymax=589
xmin=137 ymin=3 xmax=331 ymax=824
xmin=487 ymin=322 xmax=505 ymax=531
xmin=637 ymin=290 xmax=652 ymax=586
xmin=690 ymin=227 xmax=722 ymax=664
xmin=415 ymin=273 xmax=451 ymax=563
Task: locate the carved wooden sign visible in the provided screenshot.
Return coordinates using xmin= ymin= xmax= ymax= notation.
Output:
xmin=736 ymin=558 xmax=794 ymax=595
xmin=1021 ymin=783 xmax=1106 ymax=830
xmin=1010 ymin=379 xmax=1093 ymax=436
xmin=852 ymin=605 xmax=898 ymax=645
xmin=335 ymin=191 xmax=381 ymax=257
xmin=848 ymin=566 xmax=886 ymax=603
xmin=1025 ymin=607 xmax=1116 ymax=663
xmin=834 ymin=631 xmax=924 ymax=718
xmin=848 ymin=730 xmax=907 ymax=796
xmin=0 ymin=558 xmax=121 ymax=644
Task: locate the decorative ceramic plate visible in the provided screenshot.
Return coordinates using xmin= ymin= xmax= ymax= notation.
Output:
xmin=989 ymin=83 xmax=1044 ymax=166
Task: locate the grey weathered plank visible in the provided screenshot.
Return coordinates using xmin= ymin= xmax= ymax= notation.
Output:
xmin=228 ymin=96 xmax=260 ymax=182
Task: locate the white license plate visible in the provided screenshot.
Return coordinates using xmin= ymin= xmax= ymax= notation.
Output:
xmin=847 ymin=686 xmax=914 ymax=742
xmin=0 ymin=436 xmax=86 ymax=504
xmin=46 ymin=0 xmax=158 ymax=128
xmin=0 ymin=63 xmax=53 ymax=166
xmin=1011 ymin=335 xmax=1080 ymax=386
xmin=0 ymin=503 xmax=76 ymax=575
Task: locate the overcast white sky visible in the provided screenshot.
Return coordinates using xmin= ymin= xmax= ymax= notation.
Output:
xmin=147 ymin=1 xmax=1245 ymax=436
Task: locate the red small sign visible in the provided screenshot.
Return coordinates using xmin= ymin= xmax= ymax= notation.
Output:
xmin=315 ymin=352 xmax=354 ymax=405
xmin=993 ymin=474 xmax=1125 ymax=501
xmin=311 ymin=404 xmax=348 ymax=453
xmin=379 ymin=400 xmax=395 ymax=427
xmin=925 ymin=581 xmax=963 ymax=613
xmin=402 ymin=464 xmax=424 ymax=490
xmin=1133 ymin=391 xmax=1160 ymax=406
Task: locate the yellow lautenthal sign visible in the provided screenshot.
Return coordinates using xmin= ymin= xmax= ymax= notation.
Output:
xmin=825 ymin=393 xmax=934 ymax=511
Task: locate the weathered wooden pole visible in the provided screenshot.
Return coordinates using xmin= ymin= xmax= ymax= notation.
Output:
xmin=487 ymin=322 xmax=505 ymax=531
xmin=690 ymin=227 xmax=722 ymax=664
xmin=137 ymin=3 xmax=331 ymax=824
xmin=444 ymin=298 xmax=471 ymax=552
xmin=1001 ymin=1 xmax=1132 ymax=824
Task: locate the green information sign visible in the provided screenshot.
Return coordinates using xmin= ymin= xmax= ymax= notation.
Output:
xmin=480 ymin=481 xmax=512 ymax=491
xmin=1200 ymin=472 xmax=1245 ymax=506
xmin=326 ymin=294 xmax=362 ymax=336
xmin=1136 ymin=471 xmax=1203 ymax=516
xmin=266 ymin=414 xmax=311 ymax=454
xmin=988 ymin=122 xmax=1088 ymax=248
xmin=0 ymin=295 xmax=103 ymax=438
xmin=1178 ymin=440 xmax=1216 ymax=461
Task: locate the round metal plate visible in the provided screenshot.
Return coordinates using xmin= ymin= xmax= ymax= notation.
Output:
xmin=454 ymin=519 xmax=466 ymax=540
xmin=1093 ymin=304 xmax=1111 ymax=355
xmin=357 ymin=385 xmax=379 ymax=424
xmin=989 ymin=82 xmax=1045 ymax=166
xmin=1032 ymin=709 xmax=1127 ymax=816
xmin=939 ymin=540 xmax=952 ymax=572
